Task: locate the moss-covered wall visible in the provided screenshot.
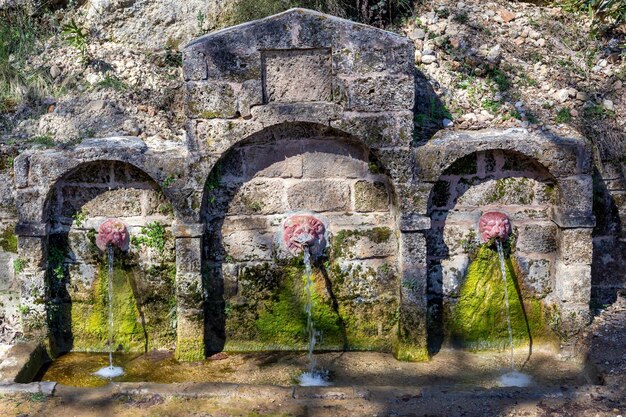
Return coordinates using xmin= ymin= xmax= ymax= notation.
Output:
xmin=46 ymin=161 xmax=177 ymax=356
xmin=427 ymin=150 xmax=559 ymax=351
xmin=203 ymin=135 xmax=400 ymax=352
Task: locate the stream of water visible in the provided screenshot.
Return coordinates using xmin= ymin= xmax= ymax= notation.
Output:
xmin=93 ymin=245 xmax=124 ymax=378
xmin=496 ymin=240 xmax=531 ymax=387
xmin=299 ymin=246 xmax=331 ymax=386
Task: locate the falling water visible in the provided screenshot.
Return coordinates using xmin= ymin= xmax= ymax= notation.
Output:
xmin=299 ymin=246 xmax=331 ymax=386
xmin=93 ymin=245 xmax=124 ymax=378
xmin=496 ymin=240 xmax=531 ymax=387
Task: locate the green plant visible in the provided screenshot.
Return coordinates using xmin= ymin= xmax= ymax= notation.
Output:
xmin=556 ymin=107 xmax=573 ymax=123
xmin=48 ymin=246 xmax=65 ymax=282
xmin=452 ymin=11 xmax=468 ymax=23
xmin=72 ymin=209 xmax=87 ymax=227
xmin=0 ymin=8 xmax=52 ymax=113
xmin=557 ymin=0 xmax=626 ymax=28
xmin=481 ymin=99 xmax=501 ymax=113
xmin=205 ymin=165 xmax=222 ymax=205
xmin=196 ymin=10 xmax=206 ymax=33
xmin=162 ymin=175 xmax=176 ymax=188
xmin=61 ymin=19 xmax=90 ymax=65
xmin=583 ymin=103 xmax=616 ymax=119
xmin=30 ymin=134 xmax=55 ymax=147
xmin=487 ymin=68 xmax=510 ymax=92
xmin=13 ymin=258 xmax=27 ymax=274
xmin=95 ymin=73 xmax=127 ymax=91
xmin=18 ymin=304 xmax=29 ymax=315
xmin=133 ymin=221 xmax=168 ymax=254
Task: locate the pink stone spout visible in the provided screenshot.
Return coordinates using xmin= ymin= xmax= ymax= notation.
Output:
xmin=96 ymin=219 xmax=130 ymax=252
xmin=478 ymin=211 xmax=511 ymax=243
xmin=283 ymin=214 xmax=326 ymax=256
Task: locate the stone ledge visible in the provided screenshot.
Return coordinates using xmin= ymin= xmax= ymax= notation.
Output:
xmin=14 ymin=222 xmax=48 ymax=237
xmin=551 ymin=209 xmax=596 ymax=228
xmin=399 ymin=214 xmax=431 ymax=231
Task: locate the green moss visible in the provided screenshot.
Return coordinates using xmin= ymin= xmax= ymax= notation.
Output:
xmin=331 ymin=227 xmax=392 ymax=259
xmin=175 ymin=338 xmax=204 ymax=361
xmin=71 ymin=263 xmax=146 ymax=352
xmin=254 ymin=266 xmax=344 ymax=349
xmin=0 ymin=225 xmax=17 ymax=253
xmin=393 ymin=343 xmax=429 ymax=362
xmin=450 ymin=245 xmax=550 ymax=350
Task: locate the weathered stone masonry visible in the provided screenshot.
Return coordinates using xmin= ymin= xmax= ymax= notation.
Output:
xmin=1 ymin=9 xmax=603 ymax=361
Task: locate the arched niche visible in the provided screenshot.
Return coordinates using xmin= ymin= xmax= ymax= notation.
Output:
xmin=42 ymin=160 xmax=177 ymax=356
xmin=199 ymin=123 xmax=403 ymax=354
xmin=422 ymin=141 xmax=594 ymax=354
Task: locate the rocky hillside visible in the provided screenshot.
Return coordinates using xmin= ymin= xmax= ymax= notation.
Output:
xmin=0 ymin=0 xmax=624 ymax=160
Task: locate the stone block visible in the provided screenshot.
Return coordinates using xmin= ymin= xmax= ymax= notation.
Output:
xmin=332 ymin=228 xmax=397 ymax=260
xmin=456 ymin=178 xmax=538 ymax=206
xmin=554 ymin=261 xmax=591 ymax=304
xmin=515 ymin=223 xmax=557 ymax=253
xmin=334 ymin=74 xmax=414 ymax=112
xmin=514 ymin=256 xmax=552 ymax=298
xmin=222 ymin=229 xmax=275 ymax=262
xmin=287 ymin=180 xmax=350 ymax=212
xmin=176 ymin=272 xmax=204 ymax=309
xmin=229 ymin=179 xmax=286 ymax=215
xmin=371 ymin=147 xmax=414 ymax=183
xmin=186 ymin=81 xmax=237 ymax=119
xmin=397 ymin=183 xmax=432 ymax=214
xmin=243 ymin=143 xmax=303 ymax=179
xmin=442 ymin=223 xmax=475 ymax=256
xmin=332 ymin=41 xmax=413 ymax=77
xmin=60 ymin=186 xmax=143 ymax=217
xmin=175 ymin=308 xmax=205 ymax=361
xmin=555 ymin=303 xmax=590 ymax=337
xmin=263 ymin=49 xmax=332 ymax=103
xmin=143 ymin=189 xmax=171 ymax=216
xmin=399 ymin=213 xmax=431 ymax=232
xmin=0 ymin=252 xmax=17 ymax=292
xmin=354 ymin=181 xmax=389 ymax=212
xmin=331 ymin=111 xmax=413 ymax=148
xmin=182 ymin=50 xmax=207 ymax=81
xmin=176 ymin=237 xmax=202 ymax=273
xmin=400 ymin=232 xmax=427 ymax=281
xmin=238 ymin=79 xmax=263 ymax=118
xmin=558 ymin=228 xmax=592 ymax=265
xmin=440 ymin=254 xmax=469 ymax=297
xmin=301 ymin=152 xmax=368 ymax=179
xmin=556 ymin=175 xmax=593 ymax=218
xmin=17 ymin=236 xmax=46 ymax=269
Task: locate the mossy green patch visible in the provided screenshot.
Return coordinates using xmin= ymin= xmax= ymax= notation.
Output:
xmin=450 ymin=245 xmax=549 ymax=350
xmin=393 ymin=342 xmax=429 ymax=362
xmin=175 ymin=337 xmax=205 ymax=361
xmin=0 ymin=225 xmax=17 ymax=253
xmin=71 ymin=263 xmax=146 ymax=352
xmin=254 ymin=266 xmax=344 ymax=349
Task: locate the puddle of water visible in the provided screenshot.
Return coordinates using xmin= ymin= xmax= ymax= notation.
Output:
xmin=36 ymin=349 xmax=587 ymax=389
xmin=498 ymin=371 xmax=532 ymax=387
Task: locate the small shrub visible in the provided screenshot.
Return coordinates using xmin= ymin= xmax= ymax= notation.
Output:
xmin=13 ymin=258 xmax=27 ymax=274
xmin=481 ymin=99 xmax=501 ymax=113
xmin=61 ymin=19 xmax=90 ymax=65
xmin=558 ymin=0 xmax=626 ymax=28
xmin=95 ymin=73 xmax=127 ymax=91
xmin=133 ymin=221 xmax=168 ymax=255
xmin=30 ymin=134 xmax=55 ymax=147
xmin=72 ymin=209 xmax=87 ymax=227
xmin=555 ymin=107 xmax=572 ymax=123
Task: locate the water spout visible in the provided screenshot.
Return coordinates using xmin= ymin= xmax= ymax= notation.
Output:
xmin=479 ymin=211 xmax=531 ymax=387
xmin=93 ymin=219 xmax=129 ymax=379
xmin=282 ymin=214 xmax=331 ymax=386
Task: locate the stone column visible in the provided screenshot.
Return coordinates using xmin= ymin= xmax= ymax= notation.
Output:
xmin=14 ymin=221 xmax=49 ymax=339
xmin=395 ymin=213 xmax=430 ymax=361
xmin=554 ymin=227 xmax=593 ymax=337
xmin=172 ymin=222 xmax=205 ymax=361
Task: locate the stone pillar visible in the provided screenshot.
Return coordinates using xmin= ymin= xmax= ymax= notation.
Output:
xmin=554 ymin=227 xmax=593 ymax=337
xmin=14 ymin=222 xmax=49 ymax=339
xmin=172 ymin=222 xmax=205 ymax=361
xmin=395 ymin=213 xmax=430 ymax=361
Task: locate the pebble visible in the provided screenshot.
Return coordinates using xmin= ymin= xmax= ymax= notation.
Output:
xmin=576 ymin=91 xmax=589 ymax=101
xmin=421 ymin=55 xmax=437 ymax=64
xmin=487 ymin=44 xmax=501 ymax=63
xmin=499 ymin=9 xmax=515 ymax=23
xmin=409 ymin=28 xmax=426 ymax=40
xmin=442 ymin=118 xmax=454 ymax=128
xmin=50 ymin=65 xmax=61 ymax=79
xmin=603 ymin=100 xmax=614 ymax=111
xmin=557 ymin=89 xmax=570 ymax=103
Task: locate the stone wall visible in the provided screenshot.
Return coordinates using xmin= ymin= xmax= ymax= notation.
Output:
xmin=1 ymin=9 xmax=607 ymax=362
xmin=202 ymin=132 xmax=399 ymax=352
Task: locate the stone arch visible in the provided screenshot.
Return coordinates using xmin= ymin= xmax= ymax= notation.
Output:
xmin=195 ymin=121 xmax=413 ymax=357
xmin=417 ymin=130 xmax=594 ymax=353
xmin=40 ymin=159 xmax=177 ymax=356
